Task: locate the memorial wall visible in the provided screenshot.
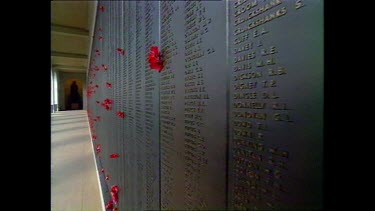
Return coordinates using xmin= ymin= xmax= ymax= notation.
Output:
xmin=87 ymin=0 xmax=323 ymax=210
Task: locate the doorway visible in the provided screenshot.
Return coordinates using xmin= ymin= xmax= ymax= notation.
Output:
xmin=64 ymin=79 xmax=83 ymax=110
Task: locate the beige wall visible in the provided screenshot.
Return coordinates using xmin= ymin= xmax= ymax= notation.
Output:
xmin=51 ymin=35 xmax=88 ymax=55
xmin=51 ymin=1 xmax=88 ymax=30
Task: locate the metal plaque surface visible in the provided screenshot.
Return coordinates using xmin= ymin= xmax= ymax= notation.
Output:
xmin=227 ymin=0 xmax=323 ymax=209
xmin=160 ymin=0 xmax=229 ymax=209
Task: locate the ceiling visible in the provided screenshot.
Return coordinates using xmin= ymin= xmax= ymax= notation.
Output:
xmin=51 ymin=0 xmax=97 ymax=74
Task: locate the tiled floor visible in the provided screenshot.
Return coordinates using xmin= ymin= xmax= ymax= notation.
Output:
xmin=51 ymin=110 xmax=102 ymax=211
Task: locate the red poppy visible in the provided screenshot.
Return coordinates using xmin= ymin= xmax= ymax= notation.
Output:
xmin=87 ymin=90 xmax=94 ymax=97
xmin=117 ymin=111 xmax=125 ymax=119
xmin=99 ymin=5 xmax=105 ymax=12
xmin=148 ymin=46 xmax=164 ymax=72
xmin=92 ymin=135 xmax=97 ymax=140
xmin=99 ymin=36 xmax=103 ymax=40
xmin=101 ymin=168 xmax=105 ymax=173
xmin=106 ymin=82 xmax=112 ymax=88
xmin=101 ymin=102 xmax=112 ymax=111
xmin=110 ymin=185 xmax=120 ymax=204
xmin=105 ymin=200 xmax=113 ymax=210
xmin=117 ymin=48 xmax=125 ymax=56
xmin=104 ymin=98 xmax=113 ymax=105
xmin=96 ymin=144 xmax=101 ymax=153
xmin=106 ymin=175 xmax=110 ymax=180
xmin=111 ymin=185 xmax=120 ymax=193
xmin=110 ymin=153 xmax=120 ymax=158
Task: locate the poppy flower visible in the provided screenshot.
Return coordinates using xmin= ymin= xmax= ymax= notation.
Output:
xmin=111 ymin=185 xmax=120 ymax=193
xmin=87 ymin=91 xmax=94 ymax=97
xmin=104 ymin=98 xmax=113 ymax=105
xmin=117 ymin=111 xmax=125 ymax=119
xmin=96 ymin=144 xmax=101 ymax=153
xmin=148 ymin=46 xmax=164 ymax=72
xmin=117 ymin=48 xmax=125 ymax=56
xmin=101 ymin=168 xmax=105 ymax=173
xmin=110 ymin=153 xmax=119 ymax=158
xmin=110 ymin=185 xmax=120 ymax=204
xmin=106 ymin=175 xmax=110 ymax=180
xmin=105 ymin=200 xmax=113 ymax=209
xmin=100 ymin=99 xmax=113 ymax=110
xmin=99 ymin=36 xmax=103 ymax=40
xmin=106 ymin=82 xmax=112 ymax=88
xmin=99 ymin=5 xmax=105 ymax=12
xmin=101 ymin=102 xmax=112 ymax=111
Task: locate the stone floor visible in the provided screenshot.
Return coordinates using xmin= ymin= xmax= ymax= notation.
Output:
xmin=51 ymin=110 xmax=103 ymax=211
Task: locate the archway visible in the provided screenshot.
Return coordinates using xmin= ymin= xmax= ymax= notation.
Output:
xmin=64 ymin=78 xmax=83 ymax=110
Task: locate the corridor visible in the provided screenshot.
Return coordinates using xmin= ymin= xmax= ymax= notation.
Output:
xmin=51 ymin=110 xmax=102 ymax=211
